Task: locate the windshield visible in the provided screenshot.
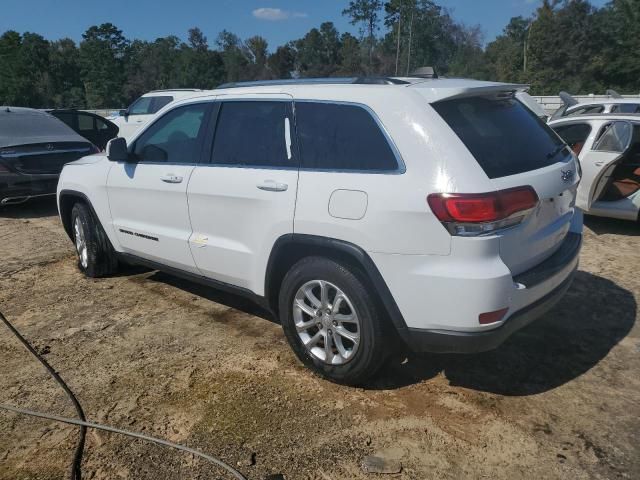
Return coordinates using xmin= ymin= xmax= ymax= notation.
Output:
xmin=432 ymin=96 xmax=568 ymax=179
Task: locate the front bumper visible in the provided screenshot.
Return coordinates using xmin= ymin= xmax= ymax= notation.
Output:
xmin=400 ymin=232 xmax=582 ymax=353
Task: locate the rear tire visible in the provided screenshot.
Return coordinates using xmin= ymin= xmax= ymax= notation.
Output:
xmin=71 ymin=202 xmax=118 ymax=278
xmin=279 ymin=256 xmax=388 ymax=385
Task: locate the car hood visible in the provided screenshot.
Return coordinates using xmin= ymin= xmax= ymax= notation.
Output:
xmin=66 ymin=154 xmax=107 ymax=166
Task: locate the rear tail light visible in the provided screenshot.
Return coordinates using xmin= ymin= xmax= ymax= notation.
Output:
xmin=0 ymin=162 xmax=9 ymax=173
xmin=427 ymin=186 xmax=538 ymax=236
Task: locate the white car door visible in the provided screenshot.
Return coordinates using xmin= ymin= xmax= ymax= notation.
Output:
xmin=107 ymin=102 xmax=213 ymax=273
xmin=186 ymin=96 xmax=298 ymax=294
xmin=577 ymin=120 xmax=632 ymax=211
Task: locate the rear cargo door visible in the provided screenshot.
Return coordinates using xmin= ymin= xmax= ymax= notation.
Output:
xmin=432 ymin=94 xmax=581 ymax=275
xmin=576 ymin=121 xmax=632 ymax=211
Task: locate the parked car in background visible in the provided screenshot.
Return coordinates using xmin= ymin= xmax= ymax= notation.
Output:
xmin=111 ymin=89 xmax=205 ymax=139
xmin=57 ymin=77 xmax=582 ymax=384
xmin=550 ymin=90 xmax=640 ymax=121
xmin=47 ymin=109 xmax=118 ymax=150
xmin=1 ymin=107 xmax=98 ymax=206
xmin=550 ymin=114 xmax=640 ymax=221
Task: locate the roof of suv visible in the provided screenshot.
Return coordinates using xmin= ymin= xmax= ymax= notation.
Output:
xmin=143 ymin=89 xmax=206 ymax=98
xmin=211 ymin=77 xmax=526 ymax=104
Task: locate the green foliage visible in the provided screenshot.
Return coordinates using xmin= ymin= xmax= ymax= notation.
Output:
xmin=1 ymin=0 xmax=638 ymax=108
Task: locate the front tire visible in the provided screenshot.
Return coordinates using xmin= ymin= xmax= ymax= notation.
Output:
xmin=279 ymin=256 xmax=388 ymax=385
xmin=71 ymin=202 xmax=118 ymax=278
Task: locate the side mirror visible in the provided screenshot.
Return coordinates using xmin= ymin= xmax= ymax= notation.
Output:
xmin=119 ymin=108 xmax=128 ymax=118
xmin=106 ymin=137 xmax=130 ymax=162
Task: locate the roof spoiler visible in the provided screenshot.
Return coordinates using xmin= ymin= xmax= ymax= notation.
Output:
xmin=550 ymin=91 xmax=578 ymax=121
xmin=606 ymin=89 xmax=623 ymax=99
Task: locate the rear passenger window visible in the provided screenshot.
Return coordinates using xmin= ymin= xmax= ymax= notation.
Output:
xmin=133 ymin=103 xmax=209 ymax=163
xmin=295 ymin=102 xmax=399 ymax=172
xmin=594 ymin=122 xmax=632 ymax=153
xmin=211 ymin=101 xmax=293 ymax=168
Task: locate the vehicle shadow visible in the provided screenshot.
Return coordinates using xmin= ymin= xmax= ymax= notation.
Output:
xmin=0 ymin=197 xmax=58 ymax=219
xmin=585 ymin=215 xmax=640 ymax=236
xmin=370 ymin=271 xmax=636 ymax=395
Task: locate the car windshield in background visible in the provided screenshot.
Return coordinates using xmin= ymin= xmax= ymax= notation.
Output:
xmin=432 ymin=96 xmax=566 ymax=179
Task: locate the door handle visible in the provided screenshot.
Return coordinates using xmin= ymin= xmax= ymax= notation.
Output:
xmin=160 ymin=174 xmax=183 ymax=184
xmin=257 ymin=180 xmax=288 ymax=192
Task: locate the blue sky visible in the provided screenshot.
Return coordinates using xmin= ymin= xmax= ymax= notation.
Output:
xmin=1 ymin=0 xmax=608 ymax=48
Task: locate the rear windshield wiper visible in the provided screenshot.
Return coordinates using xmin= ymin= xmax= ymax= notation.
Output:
xmin=546 ymin=144 xmax=567 ymax=160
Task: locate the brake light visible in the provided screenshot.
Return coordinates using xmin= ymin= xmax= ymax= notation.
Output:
xmin=427 ymin=186 xmax=538 ymax=236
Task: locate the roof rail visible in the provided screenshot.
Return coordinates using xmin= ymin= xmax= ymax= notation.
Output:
xmin=216 ymin=77 xmax=411 ymax=89
xmin=148 ymin=88 xmax=203 ymax=93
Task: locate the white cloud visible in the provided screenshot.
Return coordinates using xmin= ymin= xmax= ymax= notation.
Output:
xmin=252 ymin=7 xmax=308 ymax=21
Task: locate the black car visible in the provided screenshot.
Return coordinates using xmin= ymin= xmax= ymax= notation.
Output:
xmin=0 ymin=107 xmax=98 ymax=206
xmin=47 ymin=109 xmax=119 ymax=150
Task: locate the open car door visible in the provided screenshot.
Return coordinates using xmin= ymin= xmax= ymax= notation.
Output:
xmin=577 ymin=120 xmax=633 ymax=211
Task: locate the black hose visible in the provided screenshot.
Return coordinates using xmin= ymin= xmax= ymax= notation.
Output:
xmin=0 ymin=310 xmax=248 ymax=480
xmin=0 ymin=310 xmax=86 ymax=480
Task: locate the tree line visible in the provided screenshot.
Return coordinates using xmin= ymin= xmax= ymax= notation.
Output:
xmin=0 ymin=0 xmax=638 ymax=109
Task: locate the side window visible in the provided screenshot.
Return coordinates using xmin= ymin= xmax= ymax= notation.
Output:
xmin=128 ymin=97 xmax=153 ymax=115
xmin=78 ymin=114 xmax=95 ymax=132
xmin=611 ymin=104 xmax=640 ymax=114
xmin=211 ymin=101 xmax=293 ymax=168
xmin=594 ymin=122 xmax=632 ymax=153
xmin=150 ymin=96 xmax=173 ymax=114
xmin=133 ymin=103 xmax=209 ymax=163
xmin=552 ymin=123 xmax=592 ymax=155
xmin=295 ymin=102 xmax=399 ymax=171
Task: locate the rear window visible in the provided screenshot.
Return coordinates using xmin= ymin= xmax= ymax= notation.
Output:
xmin=432 ymin=96 xmax=566 ymax=179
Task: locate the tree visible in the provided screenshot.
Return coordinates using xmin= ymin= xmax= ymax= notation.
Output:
xmin=268 ymin=45 xmax=296 ymax=78
xmin=343 ymin=0 xmax=383 ymax=66
xmin=79 ymin=23 xmax=129 ymax=107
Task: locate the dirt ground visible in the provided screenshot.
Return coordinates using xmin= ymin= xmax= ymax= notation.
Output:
xmin=0 ymin=199 xmax=638 ymax=480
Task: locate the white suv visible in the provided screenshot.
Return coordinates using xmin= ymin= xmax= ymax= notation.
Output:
xmin=57 ymin=77 xmax=583 ymax=384
xmin=111 ymin=89 xmax=206 ymax=139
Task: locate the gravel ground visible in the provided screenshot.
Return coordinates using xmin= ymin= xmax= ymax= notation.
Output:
xmin=0 ymin=199 xmax=638 ymax=480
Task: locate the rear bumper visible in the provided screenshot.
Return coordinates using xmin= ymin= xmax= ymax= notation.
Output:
xmin=403 ymin=270 xmax=576 ymax=353
xmin=371 ymin=231 xmax=582 ymax=354
xmin=0 ymin=173 xmax=59 ymax=204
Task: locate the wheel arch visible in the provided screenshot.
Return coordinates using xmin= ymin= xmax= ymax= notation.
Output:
xmin=264 ymin=234 xmax=408 ymax=335
xmin=58 ymin=190 xmax=100 ymax=241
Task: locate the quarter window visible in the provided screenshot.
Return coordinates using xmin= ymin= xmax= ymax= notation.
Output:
xmin=295 ymin=102 xmax=399 ymax=171
xmin=133 ymin=103 xmax=209 ymax=163
xmin=211 ymin=101 xmax=293 ymax=168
